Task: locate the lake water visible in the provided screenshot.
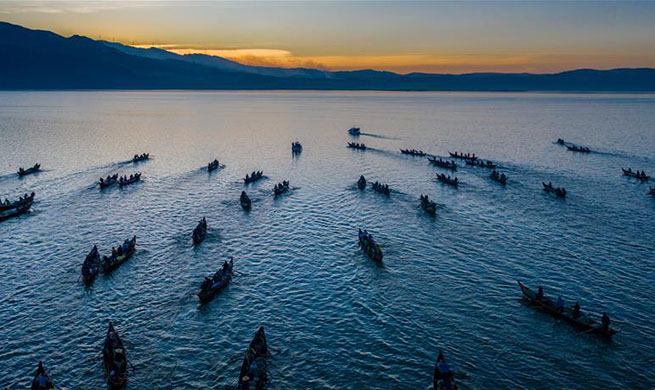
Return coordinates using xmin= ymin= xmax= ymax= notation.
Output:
xmin=0 ymin=91 xmax=654 ymax=389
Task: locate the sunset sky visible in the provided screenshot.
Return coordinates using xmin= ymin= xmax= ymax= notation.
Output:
xmin=1 ymin=1 xmax=654 ymax=74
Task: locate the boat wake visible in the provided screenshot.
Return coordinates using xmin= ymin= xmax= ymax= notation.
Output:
xmin=360 ymin=132 xmax=402 ymax=140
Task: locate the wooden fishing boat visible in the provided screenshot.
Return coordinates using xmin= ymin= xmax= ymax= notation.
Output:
xmin=240 ymin=191 xmax=252 ymax=210
xmin=192 ymin=218 xmax=207 ymax=245
xmin=0 ymin=192 xmax=35 ymax=212
xmin=427 ymin=157 xmax=457 ymax=171
xmin=622 ymin=168 xmax=649 ymax=180
xmin=207 ymin=159 xmax=220 ymax=172
xmin=347 ymin=142 xmax=367 ymax=150
xmin=490 ymin=170 xmax=507 ymax=185
xmin=348 ymin=127 xmax=361 ymax=136
xmin=420 ymin=195 xmax=437 ymax=216
xmin=291 ymin=142 xmax=303 ymax=154
xmin=103 ymin=322 xmax=128 ymax=389
xmin=81 ymin=246 xmax=101 ymax=285
xmin=0 ymin=203 xmax=31 ymax=222
xmin=465 ymin=159 xmax=497 ymax=169
xmin=99 ymin=174 xmax=119 ymax=189
xmin=132 ymin=153 xmax=149 ymax=163
xmin=400 ymin=149 xmax=426 ymax=156
xmin=273 ymin=181 xmax=290 ymax=196
xmin=358 ymin=230 xmax=383 ymax=262
xmin=517 ymin=281 xmax=617 ymax=338
xmin=437 ymin=174 xmax=459 ymax=187
xmin=101 ymin=237 xmax=136 ymax=273
xmin=237 ymin=327 xmax=268 ymax=390
xmin=244 ymin=171 xmax=264 ymax=184
xmin=18 ymin=163 xmax=40 ymax=176
xmin=433 ymin=350 xmax=458 ymax=390
xmin=566 ymin=145 xmax=591 ymax=153
xmin=198 ymin=258 xmax=234 ymax=304
xmin=31 ymin=361 xmax=55 ymax=390
xmin=357 ymin=175 xmax=367 ymax=190
xmin=542 ymin=182 xmax=566 ymax=198
xmin=118 ymin=173 xmax=141 ymax=187
xmin=372 ymin=182 xmax=390 ymax=195
xmin=448 ymin=152 xmax=477 ymax=161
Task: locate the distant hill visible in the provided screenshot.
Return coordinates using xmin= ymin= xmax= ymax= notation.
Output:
xmin=1 ymin=21 xmax=654 ymax=91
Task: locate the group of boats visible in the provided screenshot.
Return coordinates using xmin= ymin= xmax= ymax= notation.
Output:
xmin=32 ymin=323 xmax=269 ymax=390
xmin=401 ymin=148 xmax=426 ymax=156
xmin=291 ymin=141 xmax=303 ymax=154
xmin=80 ymin=237 xmax=137 ymax=284
xmin=358 ymin=229 xmax=383 ymax=262
xmin=0 ymin=192 xmax=35 ymax=221
xmin=542 ymin=182 xmax=567 ymax=198
xmin=347 ymin=142 xmax=367 ymax=150
xmin=18 ymin=163 xmax=41 ymax=177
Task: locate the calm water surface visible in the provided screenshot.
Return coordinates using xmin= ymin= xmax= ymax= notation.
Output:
xmin=0 ymin=91 xmax=654 ymax=389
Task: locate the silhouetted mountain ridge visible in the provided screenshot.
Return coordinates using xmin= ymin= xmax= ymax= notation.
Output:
xmin=1 ymin=21 xmax=654 ymax=91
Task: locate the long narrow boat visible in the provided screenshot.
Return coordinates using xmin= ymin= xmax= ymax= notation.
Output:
xmin=427 ymin=157 xmax=457 ymax=171
xmin=622 ymin=168 xmax=649 ymax=180
xmin=291 ymin=142 xmax=303 ymax=154
xmin=542 ymin=182 xmax=566 ymax=198
xmin=101 ymin=237 xmax=136 ymax=273
xmin=357 ymin=175 xmax=367 ymax=190
xmin=448 ymin=152 xmax=477 ymax=161
xmin=0 ymin=203 xmax=32 ymax=222
xmin=103 ymin=322 xmax=128 ymax=390
xmin=192 ymin=217 xmax=207 ymax=245
xmin=244 ymin=171 xmax=264 ymax=184
xmin=240 ymin=191 xmax=252 ymax=210
xmin=566 ymin=145 xmax=591 ymax=153
xmin=490 ymin=170 xmax=507 ymax=185
xmin=347 ymin=142 xmax=367 ymax=150
xmin=118 ymin=173 xmax=141 ymax=188
xmin=358 ymin=229 xmax=383 ymax=262
xmin=372 ymin=182 xmax=390 ymax=195
xmin=420 ymin=195 xmax=437 ymax=216
xmin=237 ymin=327 xmax=268 ymax=390
xmin=207 ymin=159 xmax=220 ymax=172
xmin=31 ymin=361 xmax=55 ymax=390
xmin=437 ymin=174 xmax=459 ymax=187
xmin=400 ymin=148 xmax=426 ymax=156
xmin=81 ymin=245 xmax=101 ymax=285
xmin=0 ymin=192 xmax=35 ymax=212
xmin=99 ymin=174 xmax=119 ymax=189
xmin=433 ymin=350 xmax=458 ymax=390
xmin=132 ymin=153 xmax=149 ymax=163
xmin=465 ymin=159 xmax=496 ymax=169
xmin=517 ymin=281 xmax=617 ymax=338
xmin=18 ymin=163 xmax=41 ymax=177
xmin=273 ymin=181 xmax=290 ymax=196
xmin=198 ymin=258 xmax=234 ymax=304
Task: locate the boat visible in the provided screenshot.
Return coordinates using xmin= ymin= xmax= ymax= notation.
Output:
xmin=117 ymin=173 xmax=141 ymax=187
xmin=420 ymin=195 xmax=437 ymax=216
xmin=240 ymin=191 xmax=252 ymax=210
xmin=427 ymin=157 xmax=457 ymax=171
xmin=372 ymin=181 xmax=390 ymax=195
xmin=437 ymin=173 xmax=459 ymax=187
xmin=358 ymin=229 xmax=383 ymax=262
xmin=347 ymin=142 xmax=367 ymax=150
xmin=237 ymin=327 xmax=268 ymax=390
xmin=517 ymin=281 xmax=617 ymax=338
xmin=542 ymin=182 xmax=566 ymax=198
xmin=101 ymin=236 xmax=136 ymax=273
xmin=490 ymin=170 xmax=507 ymax=185
xmin=448 ymin=152 xmax=477 ymax=161
xmin=103 ymin=322 xmax=128 ymax=390
xmin=31 ymin=361 xmax=55 ymax=390
xmin=433 ymin=350 xmax=458 ymax=390
xmin=99 ymin=174 xmax=119 ymax=189
xmin=244 ymin=171 xmax=264 ymax=184
xmin=357 ymin=175 xmax=367 ymax=190
xmin=622 ymin=168 xmax=649 ymax=181
xmin=0 ymin=203 xmax=32 ymax=222
xmin=132 ymin=153 xmax=149 ymax=163
xmin=198 ymin=258 xmax=234 ymax=304
xmin=81 ymin=245 xmax=101 ymax=285
xmin=192 ymin=217 xmax=207 ymax=245
xmin=556 ymin=138 xmax=565 ymax=145
xmin=291 ymin=141 xmax=303 ymax=154
xmin=400 ymin=148 xmax=426 ymax=156
xmin=566 ymin=145 xmax=591 ymax=153
xmin=273 ymin=181 xmax=290 ymax=196
xmin=465 ymin=159 xmax=496 ymax=169
xmin=18 ymin=163 xmax=41 ymax=177
xmin=0 ymin=192 xmax=35 ymax=213
xmin=348 ymin=127 xmax=361 ymax=136
xmin=207 ymin=159 xmax=220 ymax=172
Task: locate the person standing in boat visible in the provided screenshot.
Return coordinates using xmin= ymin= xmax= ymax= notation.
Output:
xmin=601 ymin=312 xmax=611 ymax=332
xmin=536 ymin=286 xmax=544 ymax=300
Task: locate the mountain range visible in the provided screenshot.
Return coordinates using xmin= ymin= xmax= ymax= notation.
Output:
xmin=1 ymin=21 xmax=654 ymax=91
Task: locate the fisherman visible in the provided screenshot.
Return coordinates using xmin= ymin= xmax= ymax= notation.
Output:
xmin=601 ymin=312 xmax=611 ymax=332
xmin=572 ymin=302 xmax=581 ymax=319
xmin=222 ymin=260 xmax=230 ymax=273
xmin=555 ymin=296 xmax=565 ymax=313
xmin=536 ymin=286 xmax=544 ymax=300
